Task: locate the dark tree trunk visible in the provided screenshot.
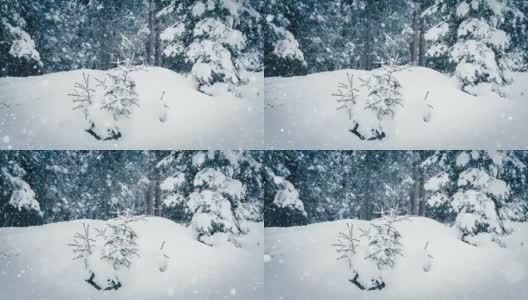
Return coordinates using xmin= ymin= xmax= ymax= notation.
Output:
xmin=410 ymin=153 xmax=424 ymax=216
xmin=361 ymin=2 xmax=374 ymax=70
xmin=418 ymin=19 xmax=427 ymax=66
xmin=154 ymin=176 xmax=161 ymax=216
xmin=410 ymin=6 xmax=419 ymax=66
xmin=410 ymin=190 xmax=416 ymax=216
xmin=154 ymin=2 xmax=162 ymax=67
xmin=145 ymin=1 xmax=155 ymax=65
xmin=418 ymin=173 xmax=426 ymax=216
xmin=146 ymin=182 xmax=154 ymax=215
xmin=410 ymin=152 xmax=426 ymax=216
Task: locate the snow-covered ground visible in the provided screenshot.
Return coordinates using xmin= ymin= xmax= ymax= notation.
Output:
xmin=265 ymin=217 xmax=528 ymax=300
xmin=265 ymin=67 xmax=528 ymax=149
xmin=0 ymin=67 xmax=263 ymax=149
xmin=0 ymin=217 xmax=264 ymax=300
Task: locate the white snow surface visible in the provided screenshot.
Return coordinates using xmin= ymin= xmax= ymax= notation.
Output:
xmin=0 ymin=217 xmax=263 ymax=300
xmin=0 ymin=67 xmax=263 ymax=149
xmin=265 ymin=67 xmax=528 ymax=149
xmin=265 ymin=217 xmax=528 ymax=300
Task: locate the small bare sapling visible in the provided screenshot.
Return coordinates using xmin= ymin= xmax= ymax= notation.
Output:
xmin=422 ymin=91 xmax=433 ymax=123
xmin=158 ymin=241 xmax=170 ymax=272
xmin=159 ymin=91 xmax=168 ymax=123
xmin=423 ymin=241 xmax=433 ymax=272
xmin=69 ymin=73 xmax=95 ymax=120
xmin=333 ymin=73 xmax=359 ymax=121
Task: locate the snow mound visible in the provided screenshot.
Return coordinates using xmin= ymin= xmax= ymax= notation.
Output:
xmin=0 ymin=217 xmax=263 ymax=300
xmin=265 ymin=217 xmax=528 ymax=300
xmin=265 ymin=67 xmax=528 ymax=149
xmin=0 ymin=67 xmax=263 ymax=149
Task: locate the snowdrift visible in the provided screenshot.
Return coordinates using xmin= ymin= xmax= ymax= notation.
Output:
xmin=0 ymin=217 xmax=264 ymax=300
xmin=265 ymin=217 xmax=528 ymax=300
xmin=265 ymin=67 xmax=528 ymax=149
xmin=0 ymin=67 xmax=263 ymax=149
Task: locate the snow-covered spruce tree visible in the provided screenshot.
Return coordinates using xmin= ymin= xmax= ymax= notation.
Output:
xmin=270 ymin=175 xmax=307 ymax=220
xmin=0 ymin=153 xmax=43 ymax=227
xmin=424 ymin=0 xmax=526 ymax=96
xmin=263 ymin=151 xmax=308 ymax=226
xmin=263 ymin=0 xmax=306 ymax=77
xmin=423 ymin=151 xmax=526 ymax=244
xmin=0 ymin=1 xmax=42 ymax=76
xmin=188 ymin=168 xmax=245 ymax=242
xmin=159 ymin=150 xmax=263 ymax=245
xmin=160 ymin=0 xmax=260 ymax=95
xmin=423 ymin=169 xmax=453 ymax=221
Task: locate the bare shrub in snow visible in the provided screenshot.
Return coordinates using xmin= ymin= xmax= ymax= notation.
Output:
xmin=69 ymin=72 xmax=95 ymax=119
xmin=333 ymin=223 xmax=358 ymax=270
xmin=68 ymin=223 xmax=95 ymax=269
xmin=333 ymin=73 xmax=358 ymax=121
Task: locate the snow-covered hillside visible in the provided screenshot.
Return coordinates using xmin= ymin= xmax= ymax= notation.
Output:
xmin=265 ymin=217 xmax=528 ymax=300
xmin=0 ymin=217 xmax=264 ymax=300
xmin=265 ymin=67 xmax=528 ymax=149
xmin=0 ymin=67 xmax=263 ymax=149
